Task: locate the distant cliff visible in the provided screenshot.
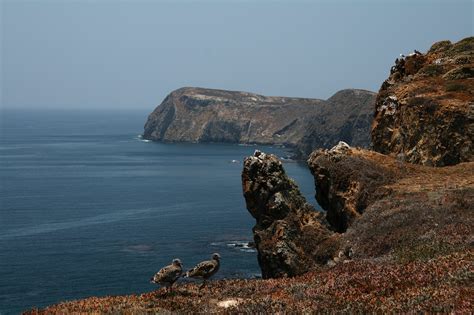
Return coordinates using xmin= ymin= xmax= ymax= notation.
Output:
xmin=372 ymin=37 xmax=474 ymax=166
xmin=143 ymin=87 xmax=375 ymax=157
xmin=295 ymin=89 xmax=375 ymax=157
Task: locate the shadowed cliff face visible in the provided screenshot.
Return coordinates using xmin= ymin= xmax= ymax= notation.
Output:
xmin=372 ymin=37 xmax=474 ymax=166
xmin=143 ymin=87 xmax=375 ymax=157
xmin=307 ymin=142 xmax=397 ymax=232
xmin=295 ymin=89 xmax=376 ymax=158
xmin=241 ymin=150 xmax=339 ymax=278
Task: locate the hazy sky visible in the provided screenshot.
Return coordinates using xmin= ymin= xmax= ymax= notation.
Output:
xmin=1 ymin=0 xmax=472 ymax=110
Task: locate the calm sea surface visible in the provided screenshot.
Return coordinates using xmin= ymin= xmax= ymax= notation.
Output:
xmin=0 ymin=109 xmax=320 ymax=314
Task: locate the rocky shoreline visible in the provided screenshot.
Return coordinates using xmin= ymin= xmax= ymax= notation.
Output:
xmin=27 ymin=37 xmax=473 ymax=313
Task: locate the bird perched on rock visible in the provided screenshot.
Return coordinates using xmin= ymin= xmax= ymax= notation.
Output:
xmin=185 ymin=253 xmax=221 ymax=290
xmin=150 ymin=258 xmax=183 ymax=292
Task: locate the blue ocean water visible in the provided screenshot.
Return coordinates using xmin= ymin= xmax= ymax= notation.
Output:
xmin=0 ymin=109 xmax=320 ymax=314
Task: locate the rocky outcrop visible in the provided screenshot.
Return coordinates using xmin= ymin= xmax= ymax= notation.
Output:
xmin=243 ymin=143 xmax=474 ymax=278
xmin=307 ymin=142 xmax=398 ymax=232
xmin=308 ymin=146 xmax=473 ymax=262
xmin=241 ymin=150 xmax=339 ymax=278
xmin=372 ymin=37 xmax=474 ymax=166
xmin=143 ymin=87 xmax=375 ymax=157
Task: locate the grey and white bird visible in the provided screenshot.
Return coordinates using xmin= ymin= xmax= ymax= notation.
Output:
xmin=150 ymin=258 xmax=183 ymax=292
xmin=185 ymin=253 xmax=221 ymax=290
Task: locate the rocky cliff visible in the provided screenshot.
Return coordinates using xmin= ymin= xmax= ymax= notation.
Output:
xmin=372 ymin=37 xmax=474 ymax=166
xmin=241 ymin=36 xmax=474 ymax=279
xmin=143 ymin=87 xmax=375 ymax=156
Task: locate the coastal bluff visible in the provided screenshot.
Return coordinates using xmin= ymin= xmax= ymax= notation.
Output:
xmin=143 ymin=87 xmax=375 ymax=158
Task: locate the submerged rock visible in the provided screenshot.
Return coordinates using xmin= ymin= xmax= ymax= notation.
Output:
xmin=242 ymin=150 xmax=339 ymax=278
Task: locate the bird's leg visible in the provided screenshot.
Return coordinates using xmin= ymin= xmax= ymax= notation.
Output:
xmin=199 ymin=279 xmax=207 ymax=290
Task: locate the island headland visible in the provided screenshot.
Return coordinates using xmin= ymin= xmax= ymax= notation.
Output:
xmin=143 ymin=87 xmax=376 ymax=158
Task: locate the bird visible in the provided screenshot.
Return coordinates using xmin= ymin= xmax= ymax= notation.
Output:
xmin=150 ymin=258 xmax=183 ymax=293
xmin=185 ymin=253 xmax=221 ymax=290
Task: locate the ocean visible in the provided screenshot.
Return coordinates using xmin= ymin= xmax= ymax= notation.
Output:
xmin=0 ymin=109 xmax=320 ymax=314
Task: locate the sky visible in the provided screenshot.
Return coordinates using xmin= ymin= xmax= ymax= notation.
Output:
xmin=1 ymin=0 xmax=472 ymax=110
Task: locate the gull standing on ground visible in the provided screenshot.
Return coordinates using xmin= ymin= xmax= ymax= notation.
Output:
xmin=150 ymin=258 xmax=183 ymax=293
xmin=185 ymin=253 xmax=221 ymax=290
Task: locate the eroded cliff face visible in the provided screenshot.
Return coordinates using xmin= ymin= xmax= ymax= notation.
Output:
xmin=242 ymin=150 xmax=339 ymax=278
xmin=372 ymin=37 xmax=474 ymax=166
xmin=143 ymin=87 xmax=375 ymax=156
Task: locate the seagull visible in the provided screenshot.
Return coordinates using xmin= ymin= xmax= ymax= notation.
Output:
xmin=150 ymin=258 xmax=183 ymax=293
xmin=399 ymin=53 xmax=405 ymax=58
xmin=185 ymin=253 xmax=221 ymax=290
